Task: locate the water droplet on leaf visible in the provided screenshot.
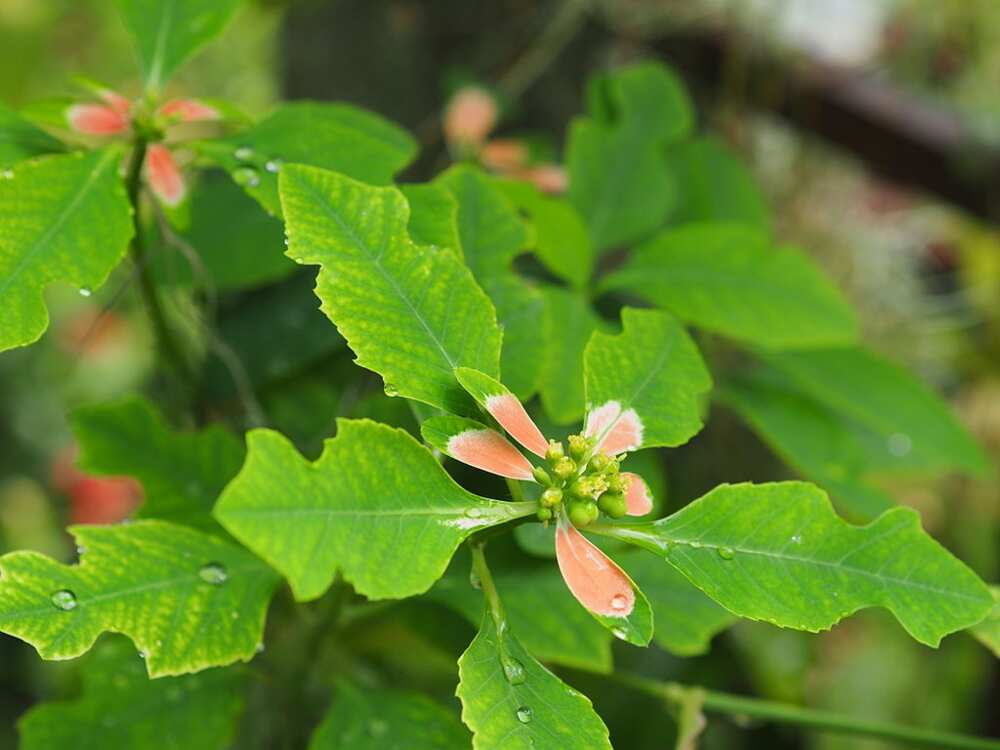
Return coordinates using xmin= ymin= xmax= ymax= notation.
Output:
xmin=382 ymin=382 xmax=399 ymax=397
xmin=51 ymin=589 xmax=77 ymax=611
xmin=234 ymin=146 xmax=254 ymax=161
xmin=515 ymin=706 xmax=533 ymax=724
xmin=610 ymin=593 xmax=629 ymax=611
xmin=611 ymin=628 xmax=628 ymax=641
xmin=78 ymin=287 xmax=92 ymax=297
xmin=717 ymin=547 xmax=735 ymax=560
xmin=1 ymin=169 xmax=13 ymax=179
xmin=234 ymin=167 xmax=261 ymax=188
xmin=501 ymin=656 xmax=526 ymax=685
xmin=465 ymin=507 xmax=483 ymax=518
xmin=887 ymin=432 xmax=912 ymax=457
xmin=265 ymin=158 xmax=283 ymax=173
xmin=198 ymin=562 xmax=228 ymax=585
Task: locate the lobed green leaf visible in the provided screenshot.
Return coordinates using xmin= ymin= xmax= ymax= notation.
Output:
xmin=0 ymin=149 xmax=133 ymax=352
xmin=71 ymin=396 xmax=244 ymax=532
xmin=115 ymin=0 xmax=243 ymax=91
xmin=309 ymin=683 xmax=470 ymax=749
xmin=199 ymin=101 xmax=416 ymax=215
xmin=601 ymin=223 xmax=859 ymax=349
xmin=0 ymin=102 xmax=65 ymax=167
xmin=279 ymin=164 xmax=502 ymax=414
xmin=0 ymin=520 xmax=279 ymax=676
xmin=584 ymin=307 xmax=712 ymax=449
xmin=19 ymin=638 xmax=247 ymax=749
xmin=457 ymin=612 xmax=612 ymax=750
xmin=593 ymin=481 xmax=992 ymax=647
xmin=214 ymin=419 xmax=535 ymax=601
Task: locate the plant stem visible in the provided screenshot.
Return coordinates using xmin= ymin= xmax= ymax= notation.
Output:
xmin=608 ymin=672 xmax=1000 ymax=750
xmin=498 ymin=0 xmax=592 ymax=102
xmin=470 ymin=540 xmax=504 ymax=629
xmin=124 ymin=138 xmax=192 ymax=381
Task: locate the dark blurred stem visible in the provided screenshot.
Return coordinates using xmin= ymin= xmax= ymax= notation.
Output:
xmin=607 ymin=671 xmax=1000 ymax=750
xmin=124 ymin=138 xmax=193 ymax=383
xmin=498 ymin=0 xmax=592 ymax=102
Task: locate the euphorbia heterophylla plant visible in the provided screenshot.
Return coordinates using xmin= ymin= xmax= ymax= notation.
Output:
xmin=0 ymin=2 xmax=997 ymax=749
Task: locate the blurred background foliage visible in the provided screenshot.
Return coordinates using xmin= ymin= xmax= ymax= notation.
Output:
xmin=0 ymin=0 xmax=997 ymax=748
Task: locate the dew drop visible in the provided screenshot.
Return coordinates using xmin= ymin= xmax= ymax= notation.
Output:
xmin=515 ymin=706 xmax=533 ymax=724
xmin=791 ymin=534 xmax=802 ymax=545
xmin=1 ymin=169 xmax=13 ymax=179
xmin=234 ymin=167 xmax=261 ymax=188
xmin=234 ymin=146 xmax=254 ymax=161
xmin=611 ymin=628 xmax=628 ymax=641
xmin=138 ymin=650 xmax=148 ymax=660
xmin=382 ymin=382 xmax=399 ymax=397
xmin=50 ymin=589 xmax=77 ymax=611
xmin=610 ymin=593 xmax=628 ymax=611
xmin=198 ymin=562 xmax=228 ymax=585
xmin=887 ymin=432 xmax=912 ymax=458
xmin=501 ymin=656 xmax=526 ymax=685
xmin=465 ymin=507 xmax=483 ymax=519
xmin=255 ymin=643 xmax=266 ymax=654
xmin=717 ymin=547 xmax=735 ymax=560
xmin=264 ymin=158 xmax=283 ymax=174
xmin=78 ymin=287 xmax=92 ymax=297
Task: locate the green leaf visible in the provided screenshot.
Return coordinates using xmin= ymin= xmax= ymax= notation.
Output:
xmin=115 ymin=0 xmax=243 ymax=92
xmin=970 ymin=586 xmax=1000 ymax=658
xmin=668 ymin=136 xmax=769 ymax=231
xmin=601 ymin=224 xmax=859 ymax=348
xmin=214 ymin=420 xmax=535 ymax=601
xmin=498 ymin=180 xmax=593 ymax=289
xmin=593 ymin=482 xmax=992 ymax=646
xmin=18 ymin=638 xmax=246 ymax=749
xmin=0 ymin=520 xmax=279 ymax=676
xmin=540 ymin=287 xmax=605 ymax=424
xmin=151 ymin=172 xmax=294 ymax=291
xmin=486 ymin=275 xmax=546 ymax=400
xmin=0 ymin=102 xmax=64 ymax=167
xmin=309 ymin=682 xmax=469 ymax=749
xmin=569 ymin=62 xmax=692 ymax=251
xmin=198 ymin=102 xmax=416 ymax=215
xmin=616 ymin=549 xmax=736 ymax=656
xmin=70 ymin=396 xmax=244 ymax=532
xmin=429 ymin=547 xmax=612 ymax=672
xmin=400 ymin=183 xmax=462 ymax=251
xmin=0 ymin=149 xmax=133 ymax=352
xmin=584 ymin=308 xmax=712 ymax=449
xmin=457 ymin=612 xmax=612 ymax=750
xmin=718 ymin=367 xmax=896 ymax=521
xmin=435 ymin=164 xmax=531 ymax=278
xmin=279 ymin=164 xmax=502 ymax=414
xmin=760 ymin=347 xmax=990 ymax=476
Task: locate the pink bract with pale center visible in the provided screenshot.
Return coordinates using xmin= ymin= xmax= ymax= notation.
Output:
xmin=67 ymin=104 xmax=130 ymax=136
xmin=447 ymin=429 xmax=535 ymax=481
xmin=585 ymin=400 xmax=644 ymax=455
xmin=621 ymin=472 xmax=653 ymax=516
xmin=145 ymin=144 xmax=186 ymax=206
xmin=555 ymin=522 xmax=635 ymax=617
xmin=485 ymin=393 xmax=548 ymax=458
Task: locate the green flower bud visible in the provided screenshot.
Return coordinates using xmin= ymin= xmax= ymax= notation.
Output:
xmin=607 ymin=474 xmax=628 ymax=494
xmin=567 ymin=434 xmax=591 ymax=461
xmin=536 ymin=507 xmax=553 ymax=522
xmin=568 ymin=500 xmax=596 ymax=528
xmin=569 ymin=477 xmax=593 ymax=498
xmin=540 ymin=487 xmax=563 ymax=508
xmin=588 ymin=453 xmax=610 ymax=473
xmin=590 ymin=475 xmax=609 ymax=496
xmin=604 ymin=456 xmax=621 ymax=475
xmin=552 ymin=456 xmax=576 ymax=480
xmin=598 ymin=491 xmax=628 ymax=518
xmin=532 ymin=466 xmax=552 ymax=486
xmin=545 ymin=440 xmax=565 ymax=463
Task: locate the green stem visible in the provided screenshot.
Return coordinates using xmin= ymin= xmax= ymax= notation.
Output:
xmin=470 ymin=540 xmax=504 ymax=629
xmin=608 ymin=672 xmax=1000 ymax=750
xmin=124 ymin=138 xmax=192 ymax=381
xmin=504 ymin=476 xmax=527 ymax=502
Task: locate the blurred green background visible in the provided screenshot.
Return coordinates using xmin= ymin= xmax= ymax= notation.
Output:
xmin=0 ymin=1 xmax=997 ymax=748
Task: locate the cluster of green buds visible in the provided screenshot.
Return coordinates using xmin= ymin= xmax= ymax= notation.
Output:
xmin=531 ymin=434 xmax=628 ymax=526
